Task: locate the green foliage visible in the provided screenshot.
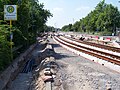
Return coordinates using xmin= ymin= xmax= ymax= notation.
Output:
xmin=72 ymin=21 xmax=80 ymax=32
xmin=43 ymin=25 xmax=56 ymax=32
xmin=62 ymin=24 xmax=73 ymax=31
xmin=0 ymin=24 xmax=11 ymax=70
xmin=0 ymin=0 xmax=52 ymax=71
xmin=62 ymin=0 xmax=120 ymax=36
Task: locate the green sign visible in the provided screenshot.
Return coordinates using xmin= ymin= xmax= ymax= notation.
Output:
xmin=4 ymin=5 xmax=17 ymax=20
xmin=7 ymin=6 xmax=14 ymax=13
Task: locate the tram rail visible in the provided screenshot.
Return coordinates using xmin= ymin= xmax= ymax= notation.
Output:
xmin=54 ymin=36 xmax=120 ymax=66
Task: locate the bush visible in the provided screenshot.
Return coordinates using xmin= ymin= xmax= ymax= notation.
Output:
xmin=0 ymin=26 xmax=11 ymax=71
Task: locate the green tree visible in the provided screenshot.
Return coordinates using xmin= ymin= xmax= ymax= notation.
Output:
xmin=62 ymin=0 xmax=120 ymax=35
xmin=0 ymin=0 xmax=52 ymax=71
xmin=62 ymin=24 xmax=73 ymax=31
xmin=0 ymin=22 xmax=11 ymax=70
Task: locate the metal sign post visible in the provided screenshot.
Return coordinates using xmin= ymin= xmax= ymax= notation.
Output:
xmin=10 ymin=20 xmax=13 ymax=60
xmin=4 ymin=5 xmax=17 ymax=61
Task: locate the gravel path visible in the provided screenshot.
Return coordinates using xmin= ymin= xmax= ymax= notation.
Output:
xmin=50 ymin=38 xmax=120 ymax=90
xmin=8 ymin=42 xmax=46 ymax=90
xmin=7 ymin=38 xmax=120 ymax=90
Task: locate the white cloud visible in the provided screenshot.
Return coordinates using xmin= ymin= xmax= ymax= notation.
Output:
xmin=76 ymin=6 xmax=90 ymax=12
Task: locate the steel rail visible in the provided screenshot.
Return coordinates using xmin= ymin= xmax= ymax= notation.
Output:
xmin=54 ymin=36 xmax=120 ymax=65
xmin=64 ymin=36 xmax=120 ymax=53
xmin=59 ymin=36 xmax=120 ymax=60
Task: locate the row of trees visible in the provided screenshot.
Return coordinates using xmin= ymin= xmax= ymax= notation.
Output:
xmin=62 ymin=0 xmax=120 ymax=35
xmin=0 ymin=0 xmax=52 ymax=71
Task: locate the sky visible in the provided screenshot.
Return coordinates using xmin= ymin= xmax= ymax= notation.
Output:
xmin=38 ymin=0 xmax=120 ymax=28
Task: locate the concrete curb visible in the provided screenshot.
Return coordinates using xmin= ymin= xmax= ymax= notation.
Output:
xmin=0 ymin=43 xmax=37 ymax=90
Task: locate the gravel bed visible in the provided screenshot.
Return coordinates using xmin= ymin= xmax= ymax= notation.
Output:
xmin=7 ymin=38 xmax=120 ymax=90
xmin=50 ymin=38 xmax=120 ymax=90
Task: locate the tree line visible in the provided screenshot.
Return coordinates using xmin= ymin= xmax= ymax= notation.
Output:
xmin=62 ymin=0 xmax=120 ymax=36
xmin=0 ymin=0 xmax=52 ymax=71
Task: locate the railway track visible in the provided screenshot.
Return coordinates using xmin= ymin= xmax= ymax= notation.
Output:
xmin=64 ymin=36 xmax=120 ymax=53
xmin=59 ymin=36 xmax=120 ymax=60
xmin=53 ymin=35 xmax=120 ymax=72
